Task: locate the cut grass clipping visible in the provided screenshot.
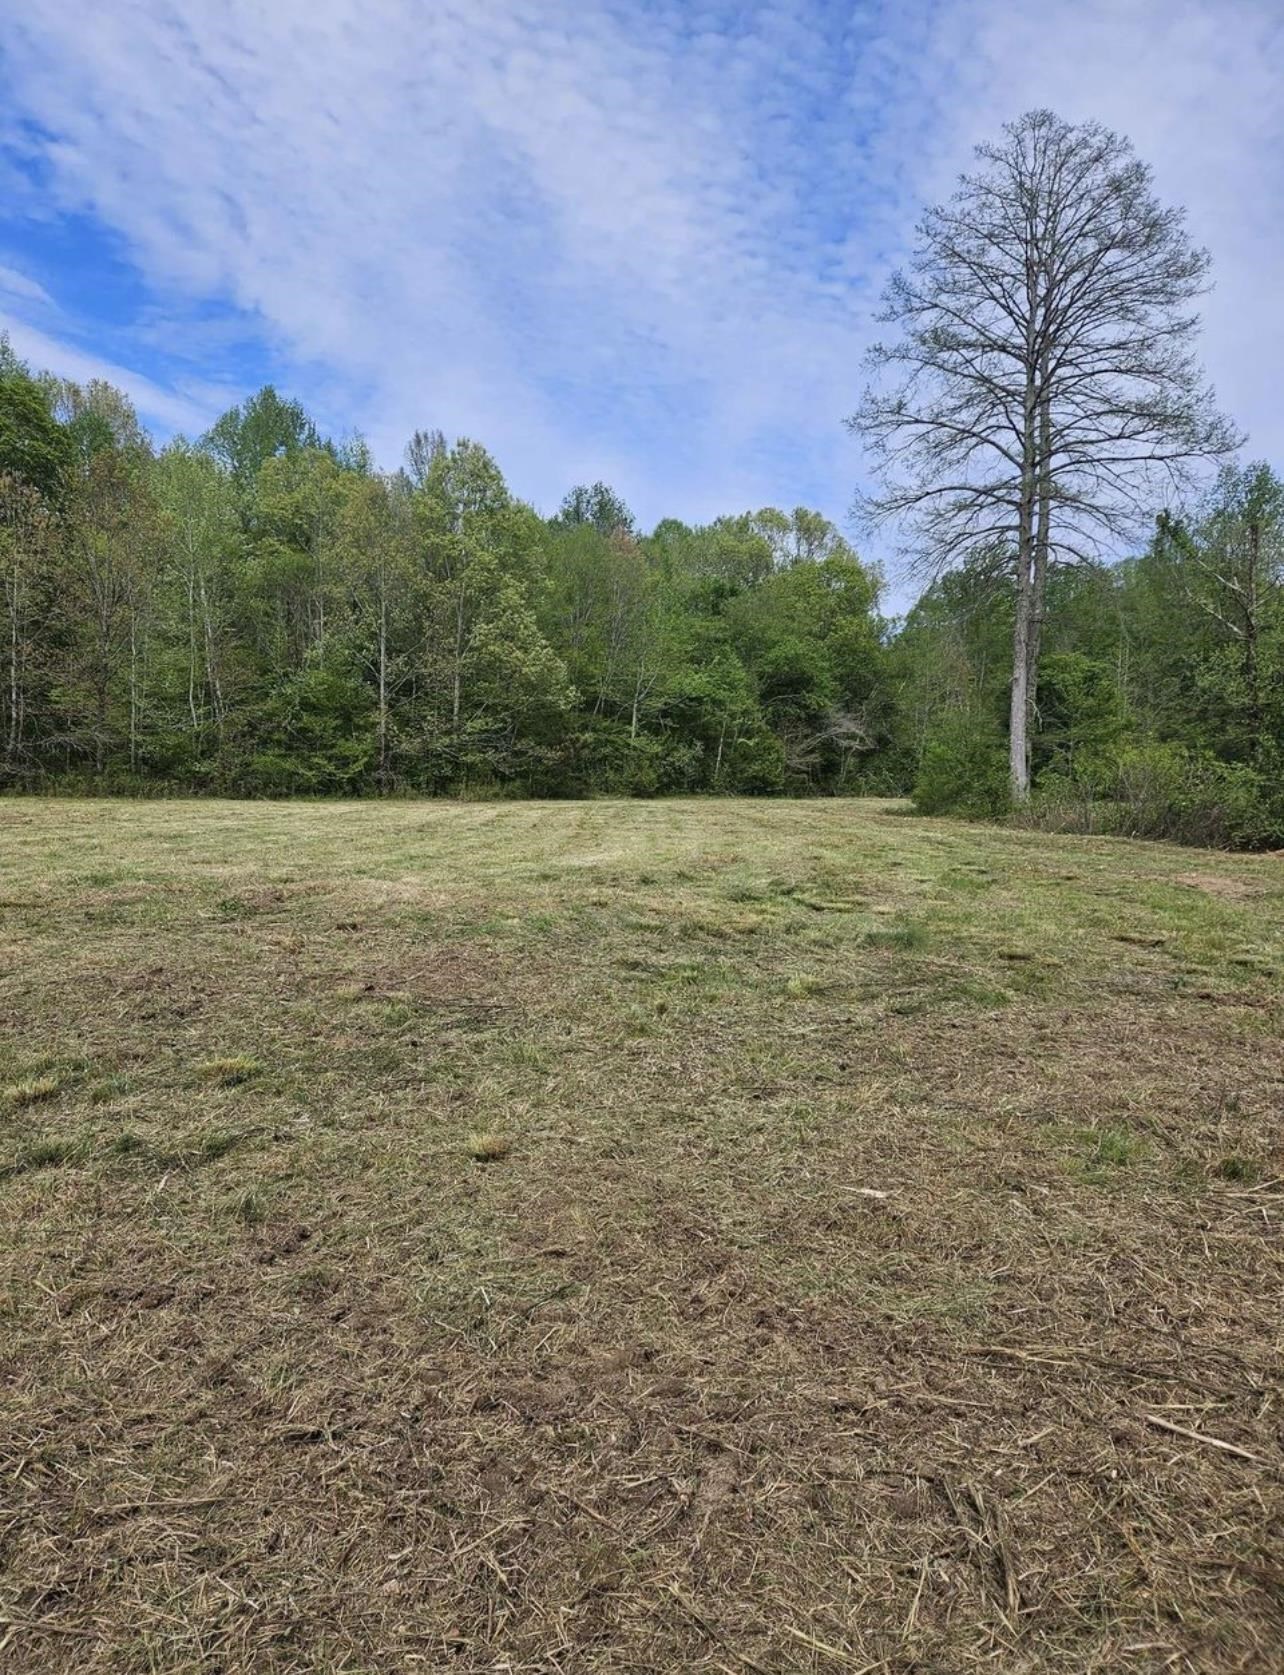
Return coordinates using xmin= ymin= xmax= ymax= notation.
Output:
xmin=0 ymin=796 xmax=1281 ymax=1675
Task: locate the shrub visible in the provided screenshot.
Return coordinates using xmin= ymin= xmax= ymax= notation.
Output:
xmin=724 ymin=730 xmax=787 ymax=794
xmin=1023 ymin=741 xmax=1283 ymax=849
xmin=1033 ymin=652 xmax=1127 ymax=780
xmin=912 ymin=712 xmax=1009 ymax=817
xmin=1022 ymin=771 xmax=1117 ymax=835
xmin=1109 ymin=742 xmax=1280 ymax=849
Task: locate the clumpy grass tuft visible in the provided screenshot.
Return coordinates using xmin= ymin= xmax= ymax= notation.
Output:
xmin=3 ymin=1075 xmax=61 ymax=1109
xmin=863 ymin=920 xmax=930 ymax=952
xmin=291 ymin=1264 xmax=339 ymax=1301
xmin=90 ymin=1074 xmax=131 ymax=1105
xmin=1214 ymin=1153 xmax=1259 ymax=1184
xmin=5 ymin=1136 xmax=79 ymax=1176
xmin=229 ymin=1186 xmax=268 ymax=1225
xmin=785 ymin=973 xmax=826 ymax=999
xmin=197 ymin=1055 xmax=261 ymax=1088
xmin=1092 ymin=1126 xmax=1139 ymax=1169
xmin=200 ymin=1128 xmax=247 ymax=1162
xmin=467 ymin=1130 xmax=511 ymax=1163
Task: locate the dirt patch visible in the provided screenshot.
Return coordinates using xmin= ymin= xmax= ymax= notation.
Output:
xmin=1175 ymin=870 xmax=1263 ymax=900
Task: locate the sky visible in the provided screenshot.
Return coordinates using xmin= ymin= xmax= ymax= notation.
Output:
xmin=2 ymin=0 xmax=1282 ymax=582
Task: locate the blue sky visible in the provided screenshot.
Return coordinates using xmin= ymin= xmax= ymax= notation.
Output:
xmin=2 ymin=0 xmax=1282 ymax=576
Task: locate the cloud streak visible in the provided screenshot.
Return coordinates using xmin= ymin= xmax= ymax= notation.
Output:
xmin=0 ymin=309 xmax=213 ymax=434
xmin=1 ymin=0 xmax=1281 ymax=562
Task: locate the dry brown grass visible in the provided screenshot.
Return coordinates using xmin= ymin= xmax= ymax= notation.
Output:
xmin=2 ymin=1074 xmax=60 ymax=1108
xmin=467 ymin=1129 xmax=513 ymax=1162
xmin=195 ymin=1054 xmax=262 ymax=1088
xmin=0 ymin=796 xmax=1281 ymax=1673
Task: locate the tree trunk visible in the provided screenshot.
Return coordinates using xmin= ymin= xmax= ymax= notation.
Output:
xmin=1009 ymin=566 xmax=1033 ymax=800
xmin=1025 ymin=381 xmax=1054 ymax=754
xmin=452 ymin=587 xmax=464 ymax=735
xmin=1245 ymin=517 xmax=1262 ymax=758
xmin=187 ymin=562 xmax=200 ymax=734
xmin=199 ymin=577 xmax=224 ymax=737
xmin=6 ymin=559 xmax=21 ymax=765
xmin=377 ymin=592 xmax=389 ymax=787
xmin=1010 ymin=353 xmax=1039 ymax=802
xmin=96 ymin=607 xmax=110 ymax=777
xmin=129 ymin=610 xmax=139 ymax=774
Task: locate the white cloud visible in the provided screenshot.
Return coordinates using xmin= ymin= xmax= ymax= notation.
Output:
xmin=2 ymin=0 xmax=1281 ymax=568
xmin=0 ymin=264 xmax=54 ymax=307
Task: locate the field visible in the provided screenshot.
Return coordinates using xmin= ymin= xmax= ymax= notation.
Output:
xmin=1 ymin=797 xmax=1281 ymax=1673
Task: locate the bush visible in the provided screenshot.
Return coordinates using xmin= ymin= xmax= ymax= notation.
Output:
xmin=723 ymin=730 xmax=787 ymax=794
xmin=912 ymin=712 xmax=1010 ymax=817
xmin=1109 ymin=742 xmax=1281 ymax=848
xmin=1022 ymin=741 xmax=1283 ymax=849
xmin=1021 ymin=771 xmax=1115 ymax=835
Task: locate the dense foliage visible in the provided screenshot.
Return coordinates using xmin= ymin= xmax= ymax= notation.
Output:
xmin=0 ymin=350 xmax=887 ymax=800
xmin=1 ymin=338 xmax=1280 ymax=842
xmin=889 ymin=466 xmax=1284 ymax=844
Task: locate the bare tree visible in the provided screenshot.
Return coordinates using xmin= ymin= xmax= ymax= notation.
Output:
xmin=849 ymin=109 xmax=1239 ymax=798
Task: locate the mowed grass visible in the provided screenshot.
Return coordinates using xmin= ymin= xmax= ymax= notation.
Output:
xmin=1 ymin=796 xmax=1281 ymax=1674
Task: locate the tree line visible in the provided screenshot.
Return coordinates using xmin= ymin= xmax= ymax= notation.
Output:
xmin=1 ymin=110 xmax=1280 ymax=843
xmin=0 ymin=360 xmax=887 ymax=799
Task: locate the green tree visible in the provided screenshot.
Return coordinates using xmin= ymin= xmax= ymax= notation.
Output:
xmin=57 ymin=448 xmax=161 ymax=774
xmin=1033 ymin=652 xmax=1128 ymax=782
xmin=415 ymin=442 xmax=573 ymax=783
xmin=0 ymin=340 xmax=73 ymax=502
xmin=555 ymin=482 xmax=635 ymax=537
xmin=1 ymin=472 xmax=57 ymax=771
xmin=333 ymin=472 xmax=418 ymax=786
xmin=153 ymin=442 xmax=243 ymax=750
xmin=203 ymin=386 xmax=322 ymax=488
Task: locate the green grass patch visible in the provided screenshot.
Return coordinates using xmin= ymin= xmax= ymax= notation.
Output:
xmin=196 ymin=1055 xmax=262 ymax=1088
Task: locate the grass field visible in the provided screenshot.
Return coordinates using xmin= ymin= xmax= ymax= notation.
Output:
xmin=1 ymin=797 xmax=1281 ymax=1673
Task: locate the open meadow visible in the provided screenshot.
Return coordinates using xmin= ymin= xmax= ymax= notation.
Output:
xmin=1 ymin=797 xmax=1281 ymax=1673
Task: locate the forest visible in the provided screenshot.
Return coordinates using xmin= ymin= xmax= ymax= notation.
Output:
xmin=1 ymin=339 xmax=1280 ymax=846
xmin=2 ymin=112 xmax=1282 ymax=848
xmin=2 ymin=343 xmax=1280 ymax=846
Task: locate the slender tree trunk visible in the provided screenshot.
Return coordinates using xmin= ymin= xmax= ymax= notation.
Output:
xmin=1009 ymin=352 xmax=1039 ymax=802
xmin=1245 ymin=518 xmax=1262 ymax=759
xmin=199 ymin=577 xmax=224 ymax=736
xmin=6 ymin=560 xmax=21 ymax=765
xmin=187 ymin=560 xmax=200 ymax=733
xmin=1009 ymin=581 xmax=1032 ymax=799
xmin=452 ymin=585 xmax=465 ymax=735
xmin=96 ymin=593 xmax=110 ymax=776
xmin=129 ymin=610 xmax=139 ymax=773
xmin=1026 ymin=378 xmax=1054 ymax=741
xmin=377 ymin=590 xmax=389 ymax=786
